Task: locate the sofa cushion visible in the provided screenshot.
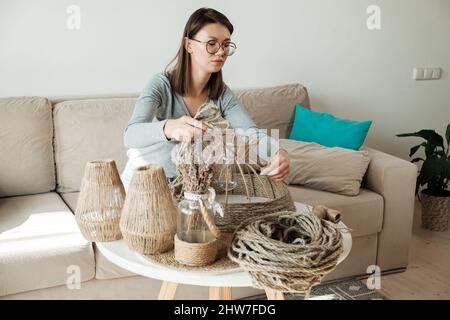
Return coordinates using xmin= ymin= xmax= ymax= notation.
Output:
xmin=94 ymin=244 xmax=136 ymax=279
xmin=0 ymin=192 xmax=95 ymax=296
xmin=53 ymin=98 xmax=135 ymax=193
xmin=59 ymin=191 xmax=80 ymax=212
xmin=235 ymin=84 xmax=310 ymax=139
xmin=59 ymin=191 xmax=136 ymax=279
xmin=287 ymin=186 xmax=383 ymax=237
xmin=281 ymin=139 xmax=371 ymax=196
xmin=0 ymin=97 xmax=55 ymax=197
xmin=323 ymin=234 xmax=378 ymax=282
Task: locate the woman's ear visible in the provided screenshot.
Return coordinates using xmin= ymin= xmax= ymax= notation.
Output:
xmin=184 ymin=37 xmax=192 ymax=53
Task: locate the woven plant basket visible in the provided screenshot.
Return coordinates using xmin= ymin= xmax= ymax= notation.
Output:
xmin=120 ymin=164 xmax=177 ymax=254
xmin=75 ymin=159 xmax=125 ymax=242
xmin=212 ymin=172 xmax=296 ymax=233
xmin=420 ymin=192 xmax=450 ymax=231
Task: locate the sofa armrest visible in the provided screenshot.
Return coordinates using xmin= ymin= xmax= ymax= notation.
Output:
xmin=361 ymin=146 xmax=418 ymax=271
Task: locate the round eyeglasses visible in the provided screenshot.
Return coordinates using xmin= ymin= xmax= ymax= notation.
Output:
xmin=190 ymin=38 xmax=237 ymax=56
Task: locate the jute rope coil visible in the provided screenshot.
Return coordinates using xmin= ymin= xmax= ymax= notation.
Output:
xmin=75 ymin=159 xmax=125 ymax=242
xmin=228 ymin=210 xmax=344 ymax=294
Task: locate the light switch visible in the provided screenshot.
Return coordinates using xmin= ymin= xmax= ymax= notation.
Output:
xmin=424 ymin=68 xmax=433 ymax=79
xmin=413 ymin=67 xmax=442 ymax=80
xmin=413 ymin=68 xmax=424 ymax=80
xmin=432 ymin=68 xmax=441 ymax=79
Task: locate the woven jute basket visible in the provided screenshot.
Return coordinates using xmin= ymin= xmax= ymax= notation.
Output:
xmin=420 ymin=192 xmax=450 ymax=231
xmin=75 ymin=159 xmax=125 ymax=242
xmin=212 ymin=172 xmax=296 ymax=233
xmin=120 ymin=164 xmax=177 ymax=254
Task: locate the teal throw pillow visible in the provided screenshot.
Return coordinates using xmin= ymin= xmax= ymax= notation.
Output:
xmin=289 ymin=104 xmax=372 ymax=150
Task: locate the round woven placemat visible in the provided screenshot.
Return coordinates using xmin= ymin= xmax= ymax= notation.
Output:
xmin=141 ymin=233 xmax=242 ymax=275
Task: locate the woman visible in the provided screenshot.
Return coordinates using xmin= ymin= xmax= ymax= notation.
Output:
xmin=120 ymin=7 xmax=289 ymax=192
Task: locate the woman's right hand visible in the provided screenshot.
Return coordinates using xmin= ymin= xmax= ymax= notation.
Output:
xmin=163 ymin=116 xmax=208 ymax=141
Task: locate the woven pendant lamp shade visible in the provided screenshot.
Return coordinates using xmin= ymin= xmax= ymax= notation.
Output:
xmin=75 ymin=159 xmax=125 ymax=241
xmin=120 ymin=164 xmax=177 ymax=255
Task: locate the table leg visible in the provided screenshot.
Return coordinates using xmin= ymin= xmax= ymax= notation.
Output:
xmin=209 ymin=287 xmax=232 ymax=300
xmin=265 ymin=289 xmax=276 ymax=300
xmin=158 ymin=281 xmax=178 ymax=300
xmin=276 ymin=291 xmax=285 ymax=300
xmin=265 ymin=289 xmax=285 ymax=300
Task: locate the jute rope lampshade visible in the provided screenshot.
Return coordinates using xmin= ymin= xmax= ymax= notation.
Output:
xmin=119 ymin=164 xmax=177 ymax=255
xmin=75 ymin=159 xmax=125 ymax=241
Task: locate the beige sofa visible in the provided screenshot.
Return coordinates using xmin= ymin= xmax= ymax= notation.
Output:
xmin=0 ymin=83 xmax=417 ymax=299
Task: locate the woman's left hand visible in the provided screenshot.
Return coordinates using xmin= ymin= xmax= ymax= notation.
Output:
xmin=260 ymin=149 xmax=290 ymax=182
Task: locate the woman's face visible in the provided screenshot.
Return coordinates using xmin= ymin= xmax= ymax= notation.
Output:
xmin=185 ymin=23 xmax=231 ymax=74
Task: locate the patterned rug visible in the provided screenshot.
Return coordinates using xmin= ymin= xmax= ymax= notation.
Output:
xmin=240 ymin=279 xmax=387 ymax=300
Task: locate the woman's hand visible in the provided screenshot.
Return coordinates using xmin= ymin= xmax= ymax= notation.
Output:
xmin=163 ymin=116 xmax=208 ymax=141
xmin=260 ymin=149 xmax=290 ymax=182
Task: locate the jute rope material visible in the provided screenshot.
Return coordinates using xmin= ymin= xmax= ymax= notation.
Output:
xmin=174 ymin=234 xmax=218 ymax=267
xmin=144 ymin=232 xmax=239 ymax=273
xmin=311 ymin=204 xmax=342 ymax=223
xmin=228 ymin=210 xmax=344 ymax=294
xmin=199 ymin=200 xmax=222 ymax=239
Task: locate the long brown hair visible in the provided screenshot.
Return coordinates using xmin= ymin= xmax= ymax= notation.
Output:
xmin=164 ymin=7 xmax=234 ymax=100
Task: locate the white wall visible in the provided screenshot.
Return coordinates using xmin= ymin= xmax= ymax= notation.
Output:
xmin=1 ymin=0 xmax=449 ymax=160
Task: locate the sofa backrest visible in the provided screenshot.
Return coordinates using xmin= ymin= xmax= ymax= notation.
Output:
xmin=1 ymin=83 xmax=310 ymax=195
xmin=235 ymin=83 xmax=309 ymax=139
xmin=0 ymin=97 xmax=56 ymax=197
xmin=53 ymin=83 xmax=309 ymax=193
xmin=52 ymin=98 xmax=135 ymax=193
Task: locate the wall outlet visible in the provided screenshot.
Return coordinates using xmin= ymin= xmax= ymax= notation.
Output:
xmin=413 ymin=67 xmax=442 ymax=80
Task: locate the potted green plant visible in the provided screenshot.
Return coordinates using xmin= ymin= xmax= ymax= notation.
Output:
xmin=397 ymin=123 xmax=450 ymax=231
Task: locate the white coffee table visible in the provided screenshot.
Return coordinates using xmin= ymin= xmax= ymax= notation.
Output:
xmin=96 ymin=202 xmax=352 ymax=300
